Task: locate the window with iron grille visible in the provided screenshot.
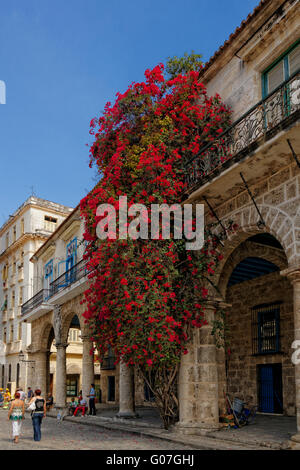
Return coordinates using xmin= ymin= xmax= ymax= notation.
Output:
xmin=251 ymin=302 xmax=282 ymax=355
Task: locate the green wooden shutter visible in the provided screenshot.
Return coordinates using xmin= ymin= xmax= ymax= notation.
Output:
xmin=289 ymin=43 xmax=300 ymax=76
xmin=268 ymin=60 xmax=285 ymax=93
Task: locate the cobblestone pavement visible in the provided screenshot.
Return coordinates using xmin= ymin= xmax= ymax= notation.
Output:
xmin=0 ymin=410 xmax=199 ymax=451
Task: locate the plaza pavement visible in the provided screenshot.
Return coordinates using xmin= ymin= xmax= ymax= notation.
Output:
xmin=0 ymin=404 xmax=295 ymax=450
xmin=43 ymin=405 xmax=292 ymax=450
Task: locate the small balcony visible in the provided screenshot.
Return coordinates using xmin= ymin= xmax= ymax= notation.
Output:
xmin=101 ymin=356 xmax=116 ymax=370
xmin=9 ymin=274 xmax=16 ymax=287
xmin=8 ymin=308 xmax=14 ymax=320
xmin=21 ymin=289 xmax=51 ymax=316
xmin=21 ymin=258 xmax=90 ymax=319
xmin=50 ymin=258 xmax=88 ymax=298
xmin=18 ymin=266 xmax=24 ymax=282
xmin=185 ymin=70 xmax=300 ymax=196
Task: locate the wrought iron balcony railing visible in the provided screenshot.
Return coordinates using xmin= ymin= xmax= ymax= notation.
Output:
xmin=50 ymin=258 xmax=88 ymax=297
xmin=21 ymin=289 xmax=51 ymax=316
xmin=21 ymin=258 xmax=90 ymax=316
xmin=186 ymin=69 xmax=300 ymax=193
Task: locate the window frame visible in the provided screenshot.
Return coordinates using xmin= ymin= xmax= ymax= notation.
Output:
xmin=44 ymin=259 xmax=54 ymax=298
xmin=251 ymin=302 xmax=282 ymax=356
xmin=262 ymin=39 xmax=300 ymax=98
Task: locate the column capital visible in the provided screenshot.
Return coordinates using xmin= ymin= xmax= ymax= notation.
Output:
xmin=281 ymin=266 xmax=300 ymax=284
xmin=203 ymin=296 xmax=229 ymax=310
xmin=80 ymin=334 xmax=92 ymax=342
xmin=55 ymin=342 xmax=68 ymax=350
xmin=28 ymin=348 xmax=49 ymax=355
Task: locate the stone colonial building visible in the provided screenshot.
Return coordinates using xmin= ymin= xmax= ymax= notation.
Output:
xmin=0 ymin=196 xmax=72 ymax=394
xmin=177 ymin=0 xmax=300 ymax=443
xmin=21 ymin=0 xmax=300 ymax=444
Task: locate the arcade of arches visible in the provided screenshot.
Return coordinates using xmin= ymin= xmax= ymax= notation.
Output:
xmin=26 ymin=229 xmax=300 ymax=433
xmin=25 ymin=293 xmax=148 ymax=414
xmin=25 ymin=194 xmax=300 ymax=439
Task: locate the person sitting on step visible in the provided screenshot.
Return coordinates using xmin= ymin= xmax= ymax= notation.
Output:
xmin=73 ymin=396 xmax=88 ymax=417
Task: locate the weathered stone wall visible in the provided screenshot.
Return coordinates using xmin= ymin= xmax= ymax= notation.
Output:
xmin=207 ymin=162 xmax=300 ymax=274
xmin=204 ymin=1 xmax=299 ymax=121
xmin=225 ymin=271 xmax=295 ymax=415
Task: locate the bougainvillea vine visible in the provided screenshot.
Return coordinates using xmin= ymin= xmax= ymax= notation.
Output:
xmin=80 ymin=61 xmax=232 ymax=428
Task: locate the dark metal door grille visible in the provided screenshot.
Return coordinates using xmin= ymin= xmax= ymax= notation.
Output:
xmin=251 ymin=302 xmax=282 ymax=355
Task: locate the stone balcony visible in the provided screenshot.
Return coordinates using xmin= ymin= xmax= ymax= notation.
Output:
xmin=18 ymin=266 xmax=24 ymax=282
xmin=8 ymin=308 xmax=15 ymax=320
xmin=101 ymin=356 xmax=116 ymax=370
xmin=9 ymin=273 xmax=16 ymax=287
xmin=185 ymin=70 xmax=300 ymax=203
xmin=21 ymin=288 xmax=52 ymax=321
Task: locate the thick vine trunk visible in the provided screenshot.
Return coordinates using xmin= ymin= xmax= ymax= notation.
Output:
xmin=140 ymin=363 xmax=179 ymax=430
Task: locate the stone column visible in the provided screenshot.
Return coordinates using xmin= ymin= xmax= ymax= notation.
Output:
xmin=281 ymin=267 xmax=300 ymax=448
xmin=53 ymin=305 xmax=67 ymax=409
xmin=45 ymin=351 xmax=51 ymax=396
xmin=177 ymin=300 xmax=220 ymax=435
xmin=217 ymin=302 xmax=231 ymax=415
xmin=81 ymin=335 xmax=95 ymax=400
xmin=23 ymin=351 xmax=35 ymax=390
xmin=55 ymin=343 xmax=67 ymax=409
xmin=31 ymin=350 xmax=47 ymax=395
xmin=117 ymin=361 xmax=136 ymax=418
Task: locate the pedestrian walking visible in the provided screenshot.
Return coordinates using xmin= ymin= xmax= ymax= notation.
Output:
xmin=28 ymin=389 xmax=46 ymax=441
xmin=87 ymin=383 xmax=96 ymax=416
xmin=19 ymin=387 xmax=26 ymax=401
xmin=46 ymin=392 xmax=53 ymax=411
xmin=3 ymin=388 xmax=11 ymax=409
xmin=27 ymin=387 xmax=34 ymax=404
xmin=7 ymin=392 xmax=25 ymax=444
xmin=0 ymin=388 xmax=4 ymax=407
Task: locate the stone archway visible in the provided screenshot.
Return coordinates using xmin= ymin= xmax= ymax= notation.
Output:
xmin=213 ymin=203 xmax=295 ymax=274
xmin=177 ymin=215 xmax=296 ymax=433
xmin=218 ymin=238 xmax=288 ymax=298
xmin=216 ymin=230 xmax=294 ymax=417
xmin=52 ymin=298 xmax=96 ymax=407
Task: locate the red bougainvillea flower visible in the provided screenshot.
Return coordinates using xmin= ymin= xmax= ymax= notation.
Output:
xmin=80 ymin=62 xmax=232 ymax=369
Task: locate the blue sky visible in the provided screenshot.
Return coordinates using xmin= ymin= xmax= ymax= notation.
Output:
xmin=0 ymin=0 xmax=259 ymax=222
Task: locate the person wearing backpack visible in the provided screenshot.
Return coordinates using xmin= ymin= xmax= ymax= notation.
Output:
xmin=28 ymin=389 xmax=46 ymax=441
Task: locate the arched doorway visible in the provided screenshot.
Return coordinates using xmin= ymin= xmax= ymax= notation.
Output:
xmin=220 ymin=233 xmax=295 ymax=416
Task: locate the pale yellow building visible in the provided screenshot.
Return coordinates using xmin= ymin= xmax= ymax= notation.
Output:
xmin=0 ymin=196 xmax=73 ymax=395
xmin=22 ymin=206 xmax=101 ymax=404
